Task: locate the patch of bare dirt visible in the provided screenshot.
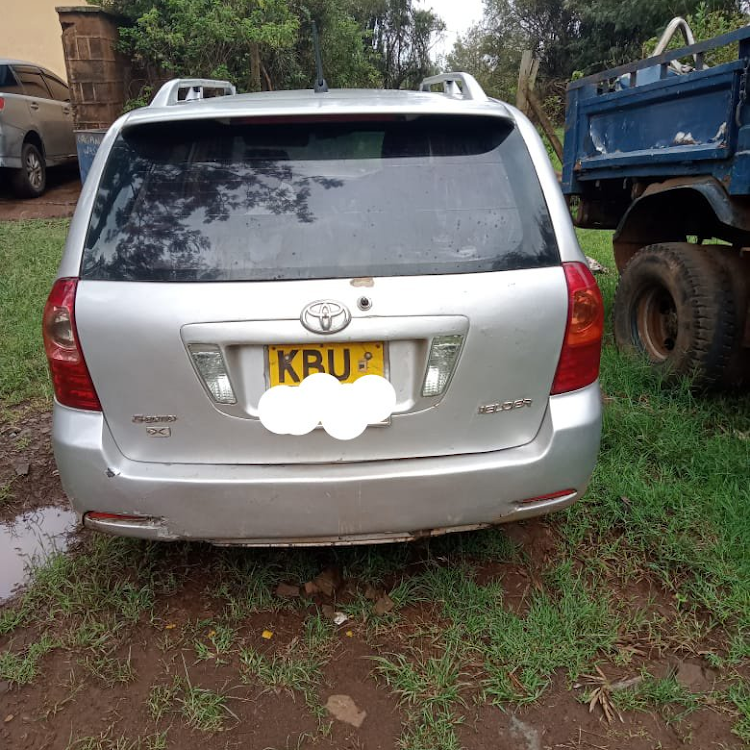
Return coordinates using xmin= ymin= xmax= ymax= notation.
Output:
xmin=460 ymin=674 xmax=742 ymax=750
xmin=0 ymin=406 xmax=65 ymax=523
xmin=0 ymin=166 xmax=80 ymax=221
xmin=0 ymin=409 xmax=746 ymax=749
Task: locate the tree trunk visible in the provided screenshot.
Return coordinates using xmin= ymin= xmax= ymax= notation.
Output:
xmin=250 ymin=42 xmax=261 ymax=92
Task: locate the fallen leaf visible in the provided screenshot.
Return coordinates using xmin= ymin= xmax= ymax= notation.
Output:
xmin=4 ymin=714 xmax=13 ymax=723
xmin=675 ymin=660 xmax=714 ymax=692
xmin=13 ymin=461 xmax=29 ymax=477
xmin=275 ymin=582 xmax=300 ymax=598
xmin=321 ymin=604 xmax=336 ymax=620
xmin=364 ymin=584 xmax=381 ymax=601
xmin=164 ymin=623 xmax=177 ymax=630
xmin=303 ymin=580 xmax=320 ymax=596
xmin=261 ymin=630 xmax=274 ymax=640
xmin=345 ymin=630 xmax=354 ymax=638
xmin=373 ymin=594 xmax=395 ymax=616
xmin=313 ymin=567 xmax=343 ymax=598
xmin=208 ymin=629 xmax=216 ymax=638
xmin=325 ymin=694 xmax=366 ymax=728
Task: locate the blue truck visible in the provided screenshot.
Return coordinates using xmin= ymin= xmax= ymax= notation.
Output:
xmin=562 ymin=19 xmax=750 ymax=387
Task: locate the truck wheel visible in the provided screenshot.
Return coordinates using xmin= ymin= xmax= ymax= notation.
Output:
xmin=703 ymin=246 xmax=750 ymax=387
xmin=10 ymin=142 xmax=46 ymax=198
xmin=613 ymin=243 xmax=736 ymax=387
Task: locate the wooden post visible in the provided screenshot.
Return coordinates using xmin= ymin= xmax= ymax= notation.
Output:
xmin=527 ymin=89 xmax=564 ymax=163
xmin=516 ymin=50 xmax=563 ymax=164
xmin=250 ymin=42 xmax=261 ymax=92
xmin=516 ymin=50 xmax=539 ymax=117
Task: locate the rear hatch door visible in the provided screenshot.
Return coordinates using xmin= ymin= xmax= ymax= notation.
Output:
xmin=75 ymin=113 xmax=567 ymax=465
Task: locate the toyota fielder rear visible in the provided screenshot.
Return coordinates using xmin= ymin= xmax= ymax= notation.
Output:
xmin=44 ymin=75 xmax=603 ymax=545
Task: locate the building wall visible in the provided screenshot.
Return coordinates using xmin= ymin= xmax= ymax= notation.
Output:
xmin=1 ymin=0 xmax=67 ymax=79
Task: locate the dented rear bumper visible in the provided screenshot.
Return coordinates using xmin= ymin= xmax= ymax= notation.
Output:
xmin=52 ymin=383 xmax=601 ymax=545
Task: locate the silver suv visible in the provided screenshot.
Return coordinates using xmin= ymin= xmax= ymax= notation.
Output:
xmin=44 ymin=74 xmax=603 ymax=546
xmin=0 ymin=60 xmax=76 ymax=197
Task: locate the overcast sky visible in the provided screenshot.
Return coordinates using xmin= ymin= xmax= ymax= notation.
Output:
xmin=426 ymin=0 xmax=485 ymax=61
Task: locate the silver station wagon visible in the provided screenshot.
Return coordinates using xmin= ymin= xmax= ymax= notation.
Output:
xmin=0 ymin=60 xmax=76 ymax=197
xmin=44 ymin=73 xmax=603 ymax=546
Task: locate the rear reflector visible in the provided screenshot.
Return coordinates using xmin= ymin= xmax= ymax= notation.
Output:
xmin=551 ymin=262 xmax=604 ymax=395
xmin=42 ymin=278 xmax=101 ymax=411
xmin=521 ymin=489 xmax=576 ymax=504
xmin=86 ymin=512 xmax=149 ymax=522
xmin=422 ymin=335 xmax=463 ymax=397
xmin=188 ymin=344 xmax=237 ymax=404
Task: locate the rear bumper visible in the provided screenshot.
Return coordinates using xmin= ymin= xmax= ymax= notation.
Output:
xmin=53 ymin=383 xmax=602 ymax=545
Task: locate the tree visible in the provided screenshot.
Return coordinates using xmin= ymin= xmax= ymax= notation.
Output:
xmin=365 ymin=0 xmax=445 ymax=88
xmin=567 ymin=0 xmax=744 ymax=73
xmin=447 ymin=0 xmax=747 ymax=102
xmin=89 ymin=0 xmax=444 ymax=97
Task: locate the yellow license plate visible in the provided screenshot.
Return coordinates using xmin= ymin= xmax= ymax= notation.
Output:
xmin=268 ymin=342 xmax=385 ymax=387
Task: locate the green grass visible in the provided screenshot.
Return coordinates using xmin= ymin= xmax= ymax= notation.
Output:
xmin=611 ymin=675 xmax=700 ymax=718
xmin=373 ymin=646 xmax=467 ymax=750
xmin=0 ymin=219 xmax=69 ymax=405
xmin=178 ymin=680 xmax=233 ymax=733
xmin=0 ymin=634 xmax=59 ymax=684
xmin=0 ymin=219 xmax=748 ymax=744
xmin=240 ymin=613 xmax=335 ymax=711
xmin=66 ymin=732 xmax=168 ymax=750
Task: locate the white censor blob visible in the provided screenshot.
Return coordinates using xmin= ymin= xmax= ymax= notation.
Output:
xmin=258 ymin=373 xmax=397 ymax=440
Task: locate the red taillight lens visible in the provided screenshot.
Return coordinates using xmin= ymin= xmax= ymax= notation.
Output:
xmin=551 ymin=262 xmax=604 ymax=395
xmin=42 ymin=278 xmax=101 ymax=411
xmin=0 ymin=97 xmax=5 ymax=112
xmin=86 ymin=512 xmax=146 ymax=522
xmin=521 ymin=489 xmax=576 ymax=504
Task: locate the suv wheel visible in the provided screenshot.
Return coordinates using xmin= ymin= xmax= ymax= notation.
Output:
xmin=11 ymin=142 xmax=46 ymax=198
xmin=613 ymin=242 xmax=736 ymax=387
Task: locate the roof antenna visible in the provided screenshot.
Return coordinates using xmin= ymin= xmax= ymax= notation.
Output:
xmin=312 ymin=21 xmax=328 ymax=93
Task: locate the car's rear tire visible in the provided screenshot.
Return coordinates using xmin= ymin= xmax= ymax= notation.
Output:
xmin=10 ymin=142 xmax=46 ymax=198
xmin=613 ymin=242 xmax=736 ymax=387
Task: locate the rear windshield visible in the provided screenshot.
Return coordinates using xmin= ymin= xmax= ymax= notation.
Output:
xmin=82 ymin=115 xmax=559 ymax=281
xmin=0 ymin=65 xmax=22 ymax=95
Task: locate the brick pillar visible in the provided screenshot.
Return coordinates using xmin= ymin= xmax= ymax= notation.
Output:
xmin=56 ymin=6 xmax=130 ymax=129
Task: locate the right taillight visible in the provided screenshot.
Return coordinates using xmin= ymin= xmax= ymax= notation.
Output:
xmin=551 ymin=261 xmax=604 ymax=395
xmin=0 ymin=97 xmax=5 ymax=112
xmin=42 ymin=278 xmax=101 ymax=411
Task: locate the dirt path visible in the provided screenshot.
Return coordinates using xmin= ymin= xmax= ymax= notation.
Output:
xmin=0 ymin=168 xmax=80 ymax=221
xmin=0 ymin=407 xmax=744 ymax=750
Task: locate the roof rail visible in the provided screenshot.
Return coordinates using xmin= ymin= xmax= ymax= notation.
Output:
xmin=150 ymin=78 xmax=237 ymax=108
xmin=419 ymin=72 xmax=487 ymax=102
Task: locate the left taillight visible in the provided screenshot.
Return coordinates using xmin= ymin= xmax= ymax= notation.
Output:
xmin=0 ymin=96 xmax=5 ymax=112
xmin=42 ymin=278 xmax=101 ymax=411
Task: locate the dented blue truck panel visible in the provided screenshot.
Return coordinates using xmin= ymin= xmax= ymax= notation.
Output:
xmin=562 ymin=26 xmax=750 ymax=197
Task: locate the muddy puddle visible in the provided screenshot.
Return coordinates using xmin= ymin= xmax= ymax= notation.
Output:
xmin=0 ymin=506 xmax=78 ymax=601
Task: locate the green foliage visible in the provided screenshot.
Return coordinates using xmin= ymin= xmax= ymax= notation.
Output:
xmin=90 ymin=0 xmax=299 ymax=91
xmin=0 ymin=219 xmax=68 ymax=406
xmin=87 ymin=0 xmax=443 ymax=97
xmin=446 ymin=0 xmax=747 ymax=115
xmin=643 ymin=2 xmax=748 ymax=66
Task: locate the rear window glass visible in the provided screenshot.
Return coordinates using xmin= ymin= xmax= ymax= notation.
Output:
xmin=0 ymin=65 xmax=22 ymax=94
xmin=14 ymin=68 xmax=51 ymax=99
xmin=43 ymin=74 xmax=69 ymax=102
xmin=82 ymin=115 xmax=559 ymax=281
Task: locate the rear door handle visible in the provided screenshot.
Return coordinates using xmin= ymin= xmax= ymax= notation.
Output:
xmin=63 ymin=106 xmax=71 ymax=116
xmin=29 ymin=101 xmax=39 ymax=111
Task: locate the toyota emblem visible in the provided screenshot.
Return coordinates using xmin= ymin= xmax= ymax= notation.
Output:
xmin=300 ymin=300 xmax=351 ymax=334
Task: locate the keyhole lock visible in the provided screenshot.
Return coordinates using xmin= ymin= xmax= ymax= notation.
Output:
xmin=358 ymin=296 xmax=372 ymax=311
